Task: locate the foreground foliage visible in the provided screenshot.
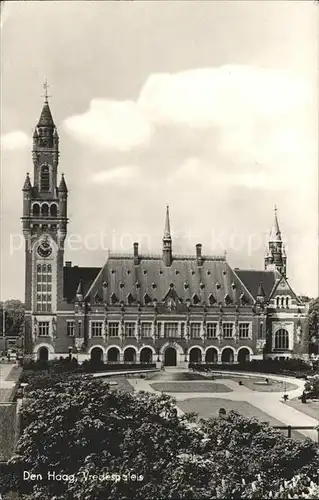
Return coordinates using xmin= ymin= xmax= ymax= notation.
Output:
xmin=304 ymin=375 xmax=319 ymax=400
xmin=1 ymin=375 xmax=318 ymax=499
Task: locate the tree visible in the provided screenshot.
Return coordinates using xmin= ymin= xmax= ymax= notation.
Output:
xmin=1 ymin=375 xmax=204 ymax=500
xmin=0 ymin=300 xmax=25 ymax=336
xmin=1 ymin=375 xmax=318 ymax=499
xmin=307 ymin=297 xmax=319 ymax=355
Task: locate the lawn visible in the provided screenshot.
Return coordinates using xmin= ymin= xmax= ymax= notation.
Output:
xmin=150 ymin=382 xmax=232 ymax=393
xmin=147 ymin=372 xmax=209 ymax=381
xmin=221 ymin=376 xmax=298 ymax=393
xmin=177 ymin=397 xmax=305 ymax=441
xmin=284 ymin=399 xmax=319 ymax=421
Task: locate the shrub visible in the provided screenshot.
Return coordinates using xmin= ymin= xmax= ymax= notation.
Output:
xmin=1 ymin=375 xmax=318 ymax=500
xmin=304 ymin=375 xmax=319 ymax=399
xmin=189 ymin=358 xmax=314 ymax=377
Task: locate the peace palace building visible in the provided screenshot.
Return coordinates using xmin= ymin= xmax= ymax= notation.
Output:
xmin=21 ymin=97 xmax=309 ymax=367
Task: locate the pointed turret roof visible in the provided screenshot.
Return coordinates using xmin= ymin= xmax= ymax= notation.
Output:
xmin=257 ymin=282 xmax=265 ymax=297
xmin=163 ymin=205 xmax=171 ymax=240
xmin=58 ymin=174 xmax=68 ymax=193
xmin=37 ymin=100 xmax=55 ymax=128
xmin=22 ymin=173 xmax=32 ymax=191
xmin=269 ymin=206 xmax=282 ymax=242
xmin=76 ymin=280 xmax=83 ymax=297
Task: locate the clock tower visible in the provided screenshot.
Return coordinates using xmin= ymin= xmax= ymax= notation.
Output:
xmin=22 ymin=86 xmax=68 ymax=359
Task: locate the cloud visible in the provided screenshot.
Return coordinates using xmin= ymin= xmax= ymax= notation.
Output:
xmin=138 ymin=66 xmax=309 ymax=127
xmin=62 ymin=66 xmax=312 ymax=184
xmin=90 ymin=165 xmax=139 ymax=185
xmin=63 ymin=99 xmax=153 ymax=151
xmin=0 ymin=130 xmax=31 ymax=151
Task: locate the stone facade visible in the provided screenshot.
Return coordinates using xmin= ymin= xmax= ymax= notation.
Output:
xmin=22 ymin=99 xmax=309 ymax=366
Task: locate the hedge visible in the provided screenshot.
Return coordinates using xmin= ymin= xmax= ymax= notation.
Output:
xmin=189 ymin=358 xmax=317 ymax=377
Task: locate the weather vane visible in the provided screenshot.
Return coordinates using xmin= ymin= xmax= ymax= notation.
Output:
xmin=42 ymin=80 xmax=52 ymax=102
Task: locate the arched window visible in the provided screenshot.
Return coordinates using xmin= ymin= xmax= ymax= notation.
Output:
xmin=276 ymin=297 xmax=280 ymax=308
xmin=50 ymin=204 xmax=57 ymax=217
xmin=32 ymin=203 xmax=40 ymax=216
xmin=36 ymin=264 xmax=52 ymax=312
xmin=281 ymin=297 xmax=285 ymax=308
xmin=40 ymin=165 xmax=50 ymax=192
xmin=275 ymin=329 xmax=289 ymax=350
xmin=41 ymin=204 xmax=49 ymax=217
xmin=286 ymin=297 xmax=289 ymax=308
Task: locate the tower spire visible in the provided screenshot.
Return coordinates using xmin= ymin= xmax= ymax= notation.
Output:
xmin=265 ymin=206 xmax=286 ymax=275
xmin=162 ymin=206 xmax=172 ymax=266
xmin=269 ymin=205 xmax=282 ymax=242
xmin=164 ymin=205 xmax=171 ymax=239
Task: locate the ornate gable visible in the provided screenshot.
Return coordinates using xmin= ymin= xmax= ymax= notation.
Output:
xmin=163 ymin=288 xmax=180 ymax=311
xmin=269 ymin=276 xmax=301 ymax=303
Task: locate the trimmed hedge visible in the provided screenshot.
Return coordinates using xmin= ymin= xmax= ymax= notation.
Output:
xmin=189 ymin=358 xmax=317 ymax=377
xmin=20 ymin=358 xmax=156 ymax=377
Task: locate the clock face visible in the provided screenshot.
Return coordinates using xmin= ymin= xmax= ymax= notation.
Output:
xmin=37 ymin=241 xmax=52 ymax=258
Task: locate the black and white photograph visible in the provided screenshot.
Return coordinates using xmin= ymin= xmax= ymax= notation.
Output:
xmin=0 ymin=1 xmax=318 ymax=499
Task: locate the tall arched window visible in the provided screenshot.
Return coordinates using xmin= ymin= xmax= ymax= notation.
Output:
xmin=36 ymin=263 xmax=52 ymax=312
xmin=41 ymin=204 xmax=49 ymax=217
xmin=275 ymin=328 xmax=289 ymax=350
xmin=281 ymin=297 xmax=285 ymax=308
xmin=40 ymin=165 xmax=50 ymax=192
xmin=50 ymin=204 xmax=57 ymax=217
xmin=286 ymin=297 xmax=289 ymax=308
xmin=32 ymin=203 xmax=40 ymax=216
xmin=276 ymin=297 xmax=280 ymax=308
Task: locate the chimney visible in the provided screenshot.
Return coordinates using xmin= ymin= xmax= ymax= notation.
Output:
xmin=65 ymin=261 xmax=72 ymax=267
xmin=133 ymin=242 xmax=139 ymax=265
xmin=196 ymin=244 xmax=203 ymax=266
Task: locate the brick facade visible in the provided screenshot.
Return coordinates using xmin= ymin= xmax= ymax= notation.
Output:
xmin=21 ymin=99 xmax=309 ymax=365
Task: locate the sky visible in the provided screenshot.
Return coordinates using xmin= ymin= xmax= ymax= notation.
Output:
xmin=0 ymin=0 xmax=318 ymax=301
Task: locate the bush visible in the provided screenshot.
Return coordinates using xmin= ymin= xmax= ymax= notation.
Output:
xmin=304 ymin=375 xmax=319 ymax=399
xmin=21 ymin=358 xmax=156 ymax=375
xmin=189 ymin=358 xmax=314 ymax=377
xmin=1 ymin=372 xmax=318 ymax=500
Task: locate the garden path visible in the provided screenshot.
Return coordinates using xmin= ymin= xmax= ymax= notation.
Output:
xmin=128 ymin=370 xmax=319 ymax=441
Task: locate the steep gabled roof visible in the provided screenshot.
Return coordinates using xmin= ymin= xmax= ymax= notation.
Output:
xmin=85 ymin=254 xmax=255 ymax=307
xmin=63 ymin=266 xmax=101 ymax=302
xmin=234 ymin=269 xmax=281 ymax=300
xmin=269 ymin=275 xmax=303 ymax=304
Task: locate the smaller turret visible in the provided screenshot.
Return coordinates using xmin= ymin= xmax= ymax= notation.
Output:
xmin=22 ymin=172 xmax=32 ymax=192
xmin=58 ymin=173 xmax=68 ymax=220
xmin=76 ymin=280 xmax=83 ymax=302
xmin=265 ymin=206 xmax=286 ymax=275
xmin=256 ymin=282 xmax=265 ymax=304
xmin=22 ymin=172 xmax=32 ymax=225
xmin=58 ymin=173 xmax=68 ymax=193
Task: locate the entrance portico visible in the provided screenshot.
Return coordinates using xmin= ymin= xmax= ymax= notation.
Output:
xmin=160 ymin=342 xmax=186 ymax=368
xmin=164 ymin=347 xmax=177 ymax=366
